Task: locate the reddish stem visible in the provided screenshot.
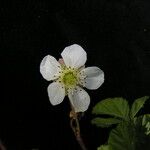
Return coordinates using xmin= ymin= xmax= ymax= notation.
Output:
xmin=70 ymin=110 xmax=88 ymax=150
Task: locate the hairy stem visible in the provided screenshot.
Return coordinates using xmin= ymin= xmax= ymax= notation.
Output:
xmin=70 ymin=108 xmax=88 ymax=150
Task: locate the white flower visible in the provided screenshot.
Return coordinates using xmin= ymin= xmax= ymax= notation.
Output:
xmin=40 ymin=44 xmax=104 ymax=112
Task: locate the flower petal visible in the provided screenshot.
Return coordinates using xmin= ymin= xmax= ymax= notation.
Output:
xmin=68 ymin=86 xmax=90 ymax=112
xmin=47 ymin=82 xmax=65 ymax=105
xmin=81 ymin=67 xmax=104 ymax=90
xmin=61 ymin=44 xmax=87 ymax=68
xmin=40 ymin=55 xmax=61 ymax=81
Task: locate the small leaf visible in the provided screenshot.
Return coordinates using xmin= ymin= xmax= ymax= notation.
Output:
xmin=92 ymin=98 xmax=129 ymax=120
xmin=98 ymin=145 xmax=110 ymax=150
xmin=108 ymin=122 xmax=136 ymax=150
xmin=130 ymin=96 xmax=149 ymax=119
xmin=142 ymin=114 xmax=150 ymax=126
xmin=134 ymin=114 xmax=150 ymax=126
xmin=132 ymin=114 xmax=150 ymax=148
xmin=141 ymin=114 xmax=150 ymax=135
xmin=92 ymin=117 xmax=121 ymax=128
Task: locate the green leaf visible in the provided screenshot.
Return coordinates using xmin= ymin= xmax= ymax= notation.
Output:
xmin=133 ymin=114 xmax=150 ymax=148
xmin=134 ymin=114 xmax=150 ymax=126
xmin=142 ymin=114 xmax=150 ymax=126
xmin=130 ymin=96 xmax=149 ymax=119
xmin=91 ymin=117 xmax=121 ymax=128
xmin=142 ymin=114 xmax=150 ymax=135
xmin=108 ymin=122 xmax=136 ymax=150
xmin=98 ymin=145 xmax=111 ymax=150
xmin=92 ymin=98 xmax=129 ymax=120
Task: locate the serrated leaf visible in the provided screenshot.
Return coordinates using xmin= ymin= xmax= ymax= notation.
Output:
xmin=131 ymin=114 xmax=150 ymax=148
xmin=97 ymin=145 xmax=110 ymax=150
xmin=134 ymin=114 xmax=150 ymax=127
xmin=142 ymin=114 xmax=150 ymax=126
xmin=92 ymin=98 xmax=129 ymax=120
xmin=92 ymin=117 xmax=121 ymax=128
xmin=141 ymin=114 xmax=150 ymax=136
xmin=108 ymin=123 xmax=136 ymax=150
xmin=130 ymin=96 xmax=149 ymax=119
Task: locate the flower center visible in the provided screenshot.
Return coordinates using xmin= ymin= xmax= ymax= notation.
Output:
xmin=62 ymin=72 xmax=77 ymax=87
xmin=57 ymin=64 xmax=86 ymax=92
xmin=57 ymin=66 xmax=80 ymax=90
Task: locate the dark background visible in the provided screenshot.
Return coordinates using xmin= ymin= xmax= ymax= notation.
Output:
xmin=0 ymin=0 xmax=150 ymax=149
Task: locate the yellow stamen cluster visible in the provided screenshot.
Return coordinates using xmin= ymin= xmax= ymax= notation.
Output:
xmin=58 ymin=67 xmax=79 ymax=90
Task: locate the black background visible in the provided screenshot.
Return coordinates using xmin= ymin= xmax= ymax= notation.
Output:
xmin=1 ymin=0 xmax=150 ymax=150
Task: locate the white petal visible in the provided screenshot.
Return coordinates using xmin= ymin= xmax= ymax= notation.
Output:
xmin=47 ymin=82 xmax=65 ymax=105
xmin=61 ymin=44 xmax=87 ymax=68
xmin=40 ymin=55 xmax=61 ymax=81
xmin=81 ymin=67 xmax=104 ymax=90
xmin=68 ymin=86 xmax=90 ymax=112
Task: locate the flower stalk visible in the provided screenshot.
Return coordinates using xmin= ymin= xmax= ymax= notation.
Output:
xmin=70 ymin=106 xmax=88 ymax=150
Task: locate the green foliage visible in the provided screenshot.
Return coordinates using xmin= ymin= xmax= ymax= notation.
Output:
xmin=91 ymin=117 xmax=121 ymax=128
xmin=142 ymin=114 xmax=150 ymax=126
xmin=92 ymin=98 xmax=129 ymax=120
xmin=142 ymin=114 xmax=150 ymax=135
xmin=92 ymin=96 xmax=150 ymax=150
xmin=130 ymin=96 xmax=149 ymax=119
xmin=97 ymin=145 xmax=110 ymax=150
xmin=108 ymin=122 xmax=136 ymax=150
